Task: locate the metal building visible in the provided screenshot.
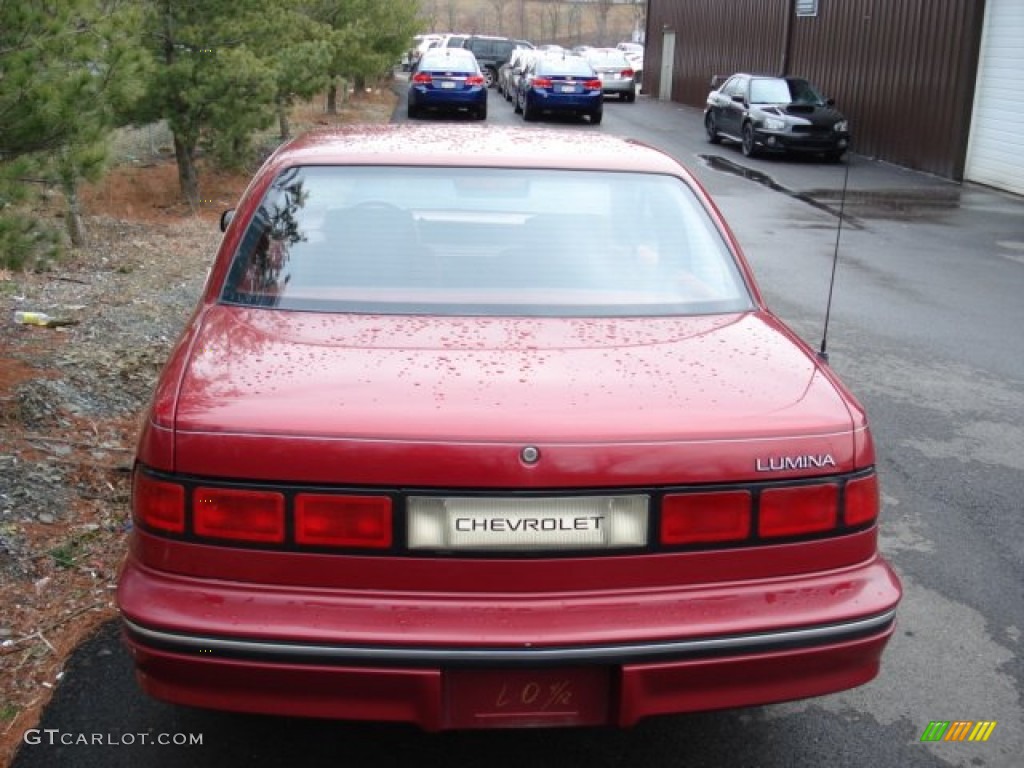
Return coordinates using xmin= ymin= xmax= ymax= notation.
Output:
xmin=644 ymin=0 xmax=1023 ymax=195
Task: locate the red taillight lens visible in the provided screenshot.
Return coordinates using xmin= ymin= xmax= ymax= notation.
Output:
xmin=532 ymin=77 xmax=553 ymax=88
xmin=295 ymin=494 xmax=393 ymax=549
xmin=584 ymin=79 xmax=602 ymax=90
xmin=661 ymin=491 xmax=751 ymax=545
xmin=133 ymin=472 xmax=185 ymax=534
xmin=622 ymin=69 xmax=635 ymax=79
xmin=466 ymin=75 xmax=485 ymax=86
xmin=193 ymin=487 xmax=285 ymax=543
xmin=844 ymin=474 xmax=879 ymax=527
xmin=759 ymin=483 xmax=839 ymax=538
xmin=412 ymin=72 xmax=432 ymax=84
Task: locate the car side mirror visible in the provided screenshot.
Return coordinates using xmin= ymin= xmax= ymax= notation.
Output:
xmin=825 ymin=97 xmax=835 ymax=107
xmin=220 ymin=209 xmax=235 ymax=233
xmin=732 ymin=94 xmax=745 ymax=104
xmin=710 ymin=75 xmax=722 ymax=88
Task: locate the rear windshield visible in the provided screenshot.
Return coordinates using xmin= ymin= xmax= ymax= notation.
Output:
xmin=419 ymin=51 xmax=476 ymax=70
xmin=220 ymin=166 xmax=754 ymax=317
xmin=537 ymin=57 xmax=594 ymax=77
xmin=587 ymin=51 xmax=631 ymax=67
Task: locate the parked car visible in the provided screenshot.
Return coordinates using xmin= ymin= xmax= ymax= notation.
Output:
xmin=406 ymin=33 xmax=443 ymax=72
xmin=497 ymin=47 xmax=527 ymax=100
xmin=498 ymin=47 xmax=545 ymax=103
xmin=515 ymin=54 xmax=603 ymax=124
xmin=407 ymin=48 xmax=487 ymax=120
xmin=457 ymin=35 xmax=533 ymax=89
xmin=705 ymin=73 xmax=851 ymax=161
xmin=583 ymin=48 xmax=637 ymax=102
xmin=615 ymin=41 xmax=644 ymax=84
xmin=118 ymin=123 xmax=901 ymax=730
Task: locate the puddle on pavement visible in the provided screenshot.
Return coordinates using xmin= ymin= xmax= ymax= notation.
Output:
xmin=700 ymin=154 xmax=963 ymax=225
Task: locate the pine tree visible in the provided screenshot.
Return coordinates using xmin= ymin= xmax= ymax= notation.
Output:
xmin=132 ymin=2 xmax=347 ymax=206
xmin=308 ymin=0 xmax=419 ymax=113
xmin=0 ymin=1 xmax=141 ymax=264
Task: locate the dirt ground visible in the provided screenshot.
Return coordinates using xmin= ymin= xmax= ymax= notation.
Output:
xmin=0 ymin=90 xmax=396 ymax=766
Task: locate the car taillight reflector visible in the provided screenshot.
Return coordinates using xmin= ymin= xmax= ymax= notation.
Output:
xmin=466 ymin=75 xmax=485 ymax=86
xmin=844 ymin=474 xmax=879 ymax=526
xmin=622 ymin=69 xmax=635 ymax=79
xmin=295 ymin=494 xmax=393 ymax=548
xmin=584 ymin=79 xmax=602 ymax=90
xmin=532 ymin=77 xmax=553 ymax=88
xmin=412 ymin=72 xmax=432 ymax=84
xmin=660 ymin=491 xmax=751 ymax=545
xmin=193 ymin=487 xmax=285 ymax=543
xmin=759 ymin=483 xmax=838 ymax=538
xmin=133 ymin=472 xmax=185 ymax=534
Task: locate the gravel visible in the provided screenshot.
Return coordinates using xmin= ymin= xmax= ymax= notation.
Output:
xmin=0 ymin=212 xmax=221 ymax=759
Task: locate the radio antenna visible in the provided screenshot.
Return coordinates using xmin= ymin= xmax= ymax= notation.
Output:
xmin=818 ymin=156 xmax=852 ymax=363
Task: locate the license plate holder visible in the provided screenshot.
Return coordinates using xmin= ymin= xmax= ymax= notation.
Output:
xmin=444 ymin=667 xmax=609 ymax=729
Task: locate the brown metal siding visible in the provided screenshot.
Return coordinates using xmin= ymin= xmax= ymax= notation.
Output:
xmin=646 ymin=0 xmax=789 ymax=105
xmin=646 ymin=0 xmax=986 ymax=179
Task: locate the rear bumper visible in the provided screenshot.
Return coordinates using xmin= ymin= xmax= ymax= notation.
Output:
xmin=409 ymin=88 xmax=486 ymax=110
xmin=118 ymin=551 xmax=900 ymax=728
xmin=598 ymin=78 xmax=635 ymax=96
xmin=123 ymin=618 xmax=894 ymax=729
xmin=528 ymin=90 xmax=602 ymax=113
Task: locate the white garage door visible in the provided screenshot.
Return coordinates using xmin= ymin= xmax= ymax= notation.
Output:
xmin=965 ymin=0 xmax=1024 ymax=196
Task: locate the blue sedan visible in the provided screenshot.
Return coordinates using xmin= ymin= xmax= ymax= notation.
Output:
xmin=515 ymin=54 xmax=603 ymax=125
xmin=408 ymin=49 xmax=488 ymax=120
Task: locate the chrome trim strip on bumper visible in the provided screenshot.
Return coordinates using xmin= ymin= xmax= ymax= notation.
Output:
xmin=124 ymin=608 xmax=897 ymax=665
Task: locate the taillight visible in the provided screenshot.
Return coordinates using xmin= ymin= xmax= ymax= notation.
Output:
xmin=412 ymin=72 xmax=432 ymax=84
xmin=759 ymin=483 xmax=839 ymax=538
xmin=133 ymin=472 xmax=185 ymax=534
xmin=661 ymin=491 xmax=751 ymax=545
xmin=532 ymin=77 xmax=553 ymax=89
xmin=844 ymin=474 xmax=879 ymax=526
xmin=622 ymin=69 xmax=635 ymax=79
xmin=193 ymin=487 xmax=285 ymax=544
xmin=295 ymin=494 xmax=392 ymax=549
xmin=466 ymin=75 xmax=485 ymax=86
xmin=584 ymin=79 xmax=602 ymax=90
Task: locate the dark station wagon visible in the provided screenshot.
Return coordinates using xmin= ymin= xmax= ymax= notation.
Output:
xmin=117 ymin=125 xmax=900 ymax=730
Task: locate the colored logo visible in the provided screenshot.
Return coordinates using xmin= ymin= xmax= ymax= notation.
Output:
xmin=920 ymin=721 xmax=997 ymax=742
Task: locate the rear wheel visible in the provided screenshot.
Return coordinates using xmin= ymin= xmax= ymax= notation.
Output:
xmin=590 ymin=109 xmax=602 ymax=125
xmin=483 ymin=67 xmax=497 ymax=88
xmin=624 ymin=90 xmax=636 ymax=103
xmin=513 ymin=93 xmax=522 ymax=114
xmin=704 ymin=112 xmax=721 ymax=143
xmin=825 ymin=150 xmax=845 ymax=163
xmin=407 ymin=102 xmax=419 ymax=120
xmin=523 ymin=97 xmax=539 ymax=122
xmin=476 ymin=104 xmax=487 ymax=121
xmin=741 ymin=122 xmax=758 ymax=157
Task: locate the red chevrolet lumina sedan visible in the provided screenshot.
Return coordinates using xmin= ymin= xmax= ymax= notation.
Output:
xmin=117 ymin=125 xmax=901 ymax=729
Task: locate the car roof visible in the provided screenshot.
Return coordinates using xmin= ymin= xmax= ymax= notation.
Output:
xmin=266 ymin=125 xmax=690 ymax=177
xmin=586 ymin=48 xmax=631 ymax=59
xmin=727 ymin=73 xmax=800 ymax=81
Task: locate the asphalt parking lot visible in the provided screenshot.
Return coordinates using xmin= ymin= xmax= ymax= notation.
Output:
xmin=12 ymin=85 xmax=1024 ymax=768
